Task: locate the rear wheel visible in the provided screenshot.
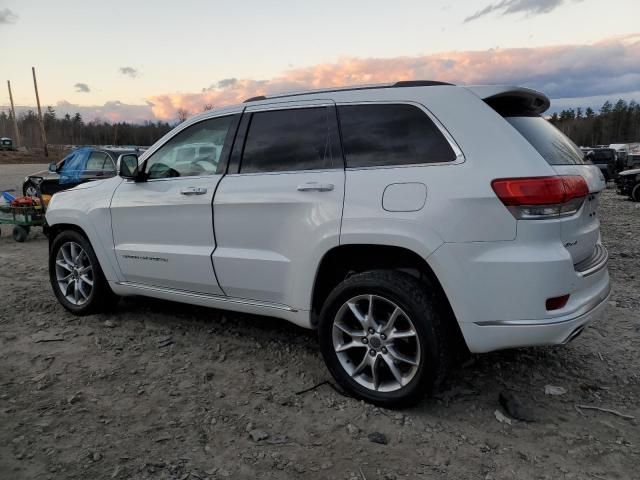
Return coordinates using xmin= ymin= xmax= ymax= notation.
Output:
xmin=49 ymin=230 xmax=116 ymax=315
xmin=632 ymin=183 xmax=640 ymax=202
xmin=318 ymin=270 xmax=448 ymax=407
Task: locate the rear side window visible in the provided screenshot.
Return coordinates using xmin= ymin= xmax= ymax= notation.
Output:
xmin=240 ymin=107 xmax=338 ymax=173
xmin=338 ymin=104 xmax=456 ymax=168
xmin=506 ymin=116 xmax=585 ymax=165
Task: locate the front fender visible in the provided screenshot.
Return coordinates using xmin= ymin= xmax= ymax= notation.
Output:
xmin=46 ymin=177 xmax=123 ymax=282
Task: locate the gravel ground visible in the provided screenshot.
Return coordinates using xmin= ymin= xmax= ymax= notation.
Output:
xmin=0 ymin=177 xmax=638 ymax=479
xmin=0 ymin=164 xmax=48 ymax=193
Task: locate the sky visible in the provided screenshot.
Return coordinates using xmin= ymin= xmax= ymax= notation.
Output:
xmin=1 ymin=0 xmax=639 ymax=122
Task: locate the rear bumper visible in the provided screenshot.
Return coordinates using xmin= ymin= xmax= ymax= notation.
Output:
xmin=428 ymin=240 xmax=611 ymax=353
xmin=459 ymin=281 xmax=609 ymax=352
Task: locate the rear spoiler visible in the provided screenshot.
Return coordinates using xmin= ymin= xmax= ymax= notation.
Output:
xmin=465 ymin=85 xmax=551 ymax=116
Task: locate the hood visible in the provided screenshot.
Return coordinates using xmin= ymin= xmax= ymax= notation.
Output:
xmin=27 ymin=169 xmax=59 ymax=180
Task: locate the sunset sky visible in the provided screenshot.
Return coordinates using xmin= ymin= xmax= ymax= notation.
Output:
xmin=1 ymin=0 xmax=639 ymax=122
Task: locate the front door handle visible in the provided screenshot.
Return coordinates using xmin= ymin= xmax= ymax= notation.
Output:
xmin=180 ymin=187 xmax=208 ymax=195
xmin=297 ymin=182 xmax=334 ymax=192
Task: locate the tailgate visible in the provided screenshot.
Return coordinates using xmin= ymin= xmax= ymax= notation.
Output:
xmin=551 ymin=164 xmax=606 ymax=264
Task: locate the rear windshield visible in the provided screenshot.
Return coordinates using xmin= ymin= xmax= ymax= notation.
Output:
xmin=506 ymin=116 xmax=585 ymax=165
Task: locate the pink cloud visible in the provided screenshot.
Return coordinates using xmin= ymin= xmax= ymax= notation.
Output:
xmin=147 ymin=33 xmax=640 ymax=120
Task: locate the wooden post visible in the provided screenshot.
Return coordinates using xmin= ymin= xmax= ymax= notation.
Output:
xmin=7 ymin=80 xmax=21 ymax=149
xmin=31 ymin=66 xmax=49 ymax=157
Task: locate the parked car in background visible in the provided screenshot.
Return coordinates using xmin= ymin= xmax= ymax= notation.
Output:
xmin=23 ymin=147 xmax=138 ymax=197
xmin=584 ymin=148 xmax=617 ymax=181
xmin=44 ymin=82 xmax=609 ymax=406
xmin=616 ymin=167 xmax=640 ymax=201
xmin=1 ymin=137 xmax=14 ymax=151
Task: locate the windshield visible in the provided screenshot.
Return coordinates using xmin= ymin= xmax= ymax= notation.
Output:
xmin=506 ymin=116 xmax=586 ymax=165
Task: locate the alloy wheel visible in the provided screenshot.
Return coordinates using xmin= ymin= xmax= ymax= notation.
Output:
xmin=54 ymin=241 xmax=94 ymax=306
xmin=332 ymin=294 xmax=421 ymax=393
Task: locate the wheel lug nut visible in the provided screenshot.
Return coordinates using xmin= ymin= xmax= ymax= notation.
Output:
xmin=369 ymin=349 xmax=376 ymax=357
xmin=380 ymin=334 xmax=386 ymax=340
xmin=368 ymin=328 xmax=375 ymax=334
xmin=381 ymin=347 xmax=388 ymax=354
xmin=361 ymin=337 xmax=368 ymax=344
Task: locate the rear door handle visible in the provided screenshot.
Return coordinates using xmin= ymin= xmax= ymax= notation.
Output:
xmin=180 ymin=187 xmax=207 ymax=195
xmin=297 ymin=182 xmax=334 ymax=192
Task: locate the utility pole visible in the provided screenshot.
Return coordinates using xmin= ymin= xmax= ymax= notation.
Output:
xmin=31 ymin=66 xmax=48 ymax=157
xmin=7 ymin=80 xmax=21 ymax=149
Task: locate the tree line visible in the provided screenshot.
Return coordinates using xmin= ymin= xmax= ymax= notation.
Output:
xmin=1 ymin=99 xmax=639 ymax=152
xmin=0 ymin=107 xmax=173 ymax=148
xmin=549 ymin=99 xmax=640 ymax=147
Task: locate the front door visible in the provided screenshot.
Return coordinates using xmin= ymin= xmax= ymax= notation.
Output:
xmin=213 ymin=102 xmax=345 ymax=310
xmin=110 ymin=114 xmax=238 ymax=294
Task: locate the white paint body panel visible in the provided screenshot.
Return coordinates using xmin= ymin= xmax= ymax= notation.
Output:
xmin=45 ymin=84 xmax=609 ymax=353
xmin=110 ymin=176 xmax=224 ymax=294
xmin=213 ymin=169 xmax=344 ymax=309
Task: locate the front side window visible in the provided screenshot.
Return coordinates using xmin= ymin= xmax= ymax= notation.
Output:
xmin=338 ymin=104 xmax=457 ymax=168
xmin=145 ymin=116 xmax=233 ymax=179
xmin=240 ymin=107 xmax=338 ymax=173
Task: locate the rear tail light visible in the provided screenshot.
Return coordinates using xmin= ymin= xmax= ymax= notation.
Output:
xmin=546 ymin=294 xmax=570 ymax=311
xmin=491 ymin=176 xmax=589 ymax=219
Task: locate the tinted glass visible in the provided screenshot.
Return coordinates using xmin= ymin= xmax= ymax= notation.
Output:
xmin=240 ymin=107 xmax=337 ymax=173
xmin=506 ymin=116 xmax=585 ymax=165
xmin=338 ymin=104 xmax=456 ymax=168
xmin=590 ymin=150 xmax=614 ymax=164
xmin=145 ymin=116 xmax=233 ymax=179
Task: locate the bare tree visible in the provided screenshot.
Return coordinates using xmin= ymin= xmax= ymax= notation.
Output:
xmin=177 ymin=108 xmax=189 ymax=123
xmin=202 ymin=104 xmax=213 ymax=111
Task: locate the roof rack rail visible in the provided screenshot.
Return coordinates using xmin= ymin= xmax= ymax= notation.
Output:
xmin=393 ymin=80 xmax=453 ymax=87
xmin=243 ymin=95 xmax=267 ymax=103
xmin=242 ymin=80 xmax=454 ymax=102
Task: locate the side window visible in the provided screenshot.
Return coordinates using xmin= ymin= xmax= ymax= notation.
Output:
xmin=338 ymin=104 xmax=456 ymax=168
xmin=145 ymin=116 xmax=233 ymax=179
xmin=240 ymin=107 xmax=337 ymax=173
xmin=85 ymin=151 xmax=111 ymax=173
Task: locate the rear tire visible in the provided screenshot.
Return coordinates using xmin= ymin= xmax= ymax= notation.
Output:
xmin=318 ymin=270 xmax=449 ymax=408
xmin=632 ymin=183 xmax=640 ymax=202
xmin=49 ymin=230 xmax=117 ymax=315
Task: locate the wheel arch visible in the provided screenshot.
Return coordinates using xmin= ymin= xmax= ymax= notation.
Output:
xmin=310 ymin=244 xmax=465 ymax=351
xmin=46 ymin=220 xmax=122 ymax=282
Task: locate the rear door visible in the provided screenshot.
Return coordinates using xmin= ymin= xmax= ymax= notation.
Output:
xmin=110 ymin=114 xmax=239 ymax=294
xmin=212 ymin=101 xmax=344 ymax=309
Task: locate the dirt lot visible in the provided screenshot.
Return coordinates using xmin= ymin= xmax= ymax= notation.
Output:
xmin=0 ymin=181 xmax=638 ymax=479
xmin=0 ymin=149 xmax=65 ymax=166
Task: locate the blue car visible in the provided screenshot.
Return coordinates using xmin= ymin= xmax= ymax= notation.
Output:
xmin=23 ymin=147 xmax=139 ymax=197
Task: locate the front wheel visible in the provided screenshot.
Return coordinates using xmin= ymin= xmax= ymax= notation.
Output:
xmin=49 ymin=230 xmax=116 ymax=315
xmin=23 ymin=181 xmax=38 ymax=197
xmin=13 ymin=225 xmax=29 ymax=242
xmin=318 ymin=270 xmax=449 ymax=407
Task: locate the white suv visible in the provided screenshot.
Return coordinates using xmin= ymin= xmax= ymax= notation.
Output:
xmin=45 ymin=81 xmax=610 ymax=406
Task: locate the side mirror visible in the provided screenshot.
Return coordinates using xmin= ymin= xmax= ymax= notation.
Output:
xmin=118 ymin=154 xmax=140 ymax=180
xmin=48 ymin=162 xmax=57 ymax=173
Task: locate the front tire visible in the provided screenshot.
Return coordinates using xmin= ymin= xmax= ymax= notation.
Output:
xmin=13 ymin=225 xmax=29 ymax=242
xmin=632 ymin=183 xmax=640 ymax=202
xmin=318 ymin=270 xmax=448 ymax=408
xmin=49 ymin=230 xmax=116 ymax=315
xmin=24 ymin=181 xmax=38 ymax=197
